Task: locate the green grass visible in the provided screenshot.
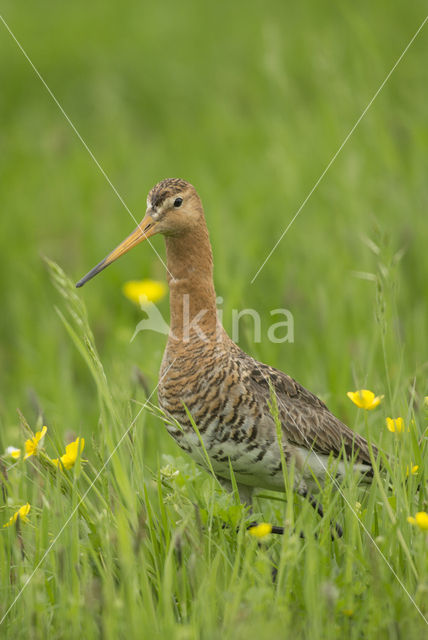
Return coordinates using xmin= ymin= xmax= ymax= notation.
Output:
xmin=0 ymin=0 xmax=427 ymax=637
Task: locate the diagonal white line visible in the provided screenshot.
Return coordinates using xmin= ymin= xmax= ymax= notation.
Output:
xmin=252 ymin=362 xmax=427 ymax=625
xmin=251 ymin=14 xmax=428 ymax=284
xmin=0 ymin=13 xmax=173 ymax=280
xmin=0 ymin=358 xmax=175 ymax=627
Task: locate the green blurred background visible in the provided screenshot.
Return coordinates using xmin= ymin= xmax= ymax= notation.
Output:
xmin=1 ymin=0 xmax=427 ymax=444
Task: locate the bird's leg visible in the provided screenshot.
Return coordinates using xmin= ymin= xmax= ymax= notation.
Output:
xmin=218 ymin=479 xmax=287 ymax=535
xmin=298 ymin=487 xmax=343 ymax=538
xmin=236 ymin=483 xmax=255 ymax=509
xmin=235 ymin=482 xmax=287 ymax=535
xmin=217 ymin=478 xmax=279 ymax=533
xmin=218 ymin=479 xmax=341 ymax=539
xmin=218 ymin=477 xmax=254 ymax=510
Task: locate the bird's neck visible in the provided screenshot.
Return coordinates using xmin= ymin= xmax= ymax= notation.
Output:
xmin=164 ymin=221 xmax=220 ymax=344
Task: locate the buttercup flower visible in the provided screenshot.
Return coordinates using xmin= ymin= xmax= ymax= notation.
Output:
xmin=24 ymin=426 xmax=47 ymax=459
xmin=385 ymin=417 xmax=406 ymax=433
xmin=3 ymin=503 xmax=31 ymax=528
xmin=248 ymin=523 xmax=272 ymax=539
xmin=347 ymin=390 xmax=383 ymax=410
xmin=5 ymin=446 xmax=21 ymax=459
xmin=407 ymin=512 xmax=428 ymax=531
xmin=52 ymin=437 xmax=85 ymax=470
xmin=122 ymin=280 xmax=167 ymax=306
xmin=406 ymin=463 xmax=419 ymax=476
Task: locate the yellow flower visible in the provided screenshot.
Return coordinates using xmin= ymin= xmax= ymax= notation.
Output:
xmin=385 ymin=417 xmax=405 ymax=433
xmin=424 ymin=396 xmax=428 ymax=408
xmin=3 ymin=503 xmax=31 ymax=528
xmin=406 ymin=464 xmax=419 ymax=476
xmin=52 ymin=437 xmax=85 ymax=470
xmin=122 ymin=280 xmax=167 ymax=306
xmin=248 ymin=523 xmax=272 ymax=539
xmin=24 ymin=426 xmax=47 ymax=459
xmin=407 ymin=512 xmax=428 ymax=531
xmin=5 ymin=446 xmax=22 ymax=459
xmin=347 ymin=390 xmax=383 ymax=410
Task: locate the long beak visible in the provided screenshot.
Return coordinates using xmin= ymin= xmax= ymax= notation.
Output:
xmin=76 ymin=212 xmax=157 ymax=288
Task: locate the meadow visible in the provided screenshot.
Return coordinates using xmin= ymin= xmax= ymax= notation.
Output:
xmin=0 ymin=1 xmax=427 ymax=637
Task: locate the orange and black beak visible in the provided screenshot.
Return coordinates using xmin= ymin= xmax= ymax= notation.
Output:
xmin=76 ymin=212 xmax=157 ymax=288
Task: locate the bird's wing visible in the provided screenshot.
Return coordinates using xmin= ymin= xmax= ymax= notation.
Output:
xmin=247 ymin=359 xmax=376 ymax=466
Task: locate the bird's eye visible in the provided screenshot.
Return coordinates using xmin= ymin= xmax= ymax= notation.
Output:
xmin=174 ymin=197 xmax=183 ymax=208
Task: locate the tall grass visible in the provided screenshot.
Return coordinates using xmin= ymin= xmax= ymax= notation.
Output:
xmin=1 ymin=244 xmax=426 ymax=638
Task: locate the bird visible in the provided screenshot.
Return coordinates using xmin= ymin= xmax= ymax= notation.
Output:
xmin=77 ymin=178 xmax=379 ymax=534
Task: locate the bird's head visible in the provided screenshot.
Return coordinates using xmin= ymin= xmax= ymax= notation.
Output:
xmin=76 ymin=178 xmax=202 ymax=287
